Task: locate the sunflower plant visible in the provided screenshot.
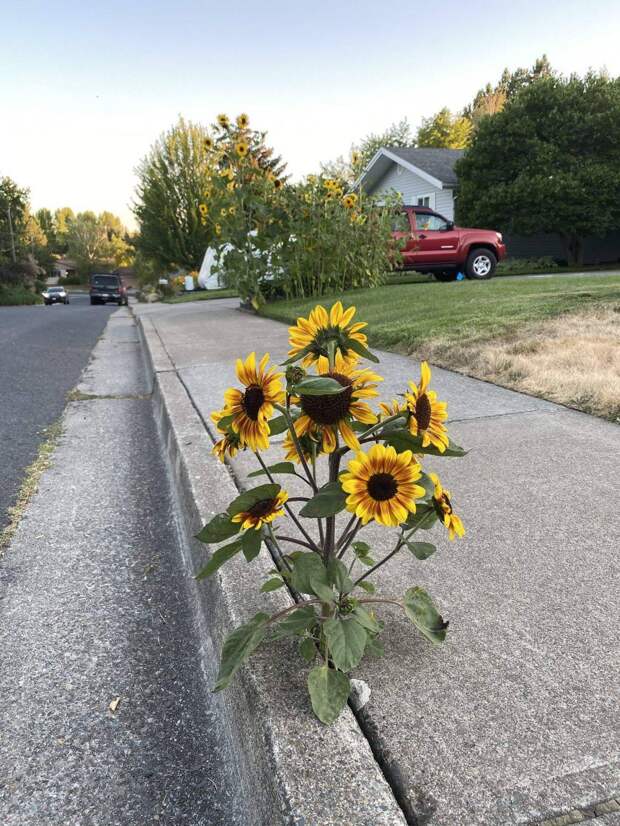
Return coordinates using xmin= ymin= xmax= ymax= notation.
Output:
xmin=196 ymin=301 xmax=466 ymax=724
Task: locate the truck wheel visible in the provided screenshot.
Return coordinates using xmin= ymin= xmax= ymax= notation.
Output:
xmin=466 ymin=249 xmax=496 ymax=280
xmin=434 ymin=272 xmax=457 ymax=282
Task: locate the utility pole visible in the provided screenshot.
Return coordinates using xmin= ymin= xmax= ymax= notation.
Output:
xmin=7 ymin=203 xmax=17 ymax=263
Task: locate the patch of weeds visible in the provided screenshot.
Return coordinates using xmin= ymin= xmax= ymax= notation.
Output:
xmin=0 ymin=420 xmax=63 ymax=555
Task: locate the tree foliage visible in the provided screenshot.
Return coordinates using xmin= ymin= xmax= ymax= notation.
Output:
xmin=456 ymin=72 xmax=620 ymax=263
xmin=66 ymin=211 xmax=132 ymax=276
xmin=416 ymin=107 xmax=472 ymax=148
xmin=133 ymin=118 xmax=222 ymax=270
xmin=0 ymin=177 xmax=29 ymax=263
xmin=321 ymin=119 xmax=412 ymax=184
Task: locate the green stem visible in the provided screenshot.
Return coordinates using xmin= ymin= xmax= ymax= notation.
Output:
xmin=255 ymin=452 xmax=320 ymax=553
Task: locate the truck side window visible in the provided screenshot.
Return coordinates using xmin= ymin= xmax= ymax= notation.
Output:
xmin=415 ymin=213 xmax=449 ymax=231
xmin=391 ymin=213 xmax=410 ymax=233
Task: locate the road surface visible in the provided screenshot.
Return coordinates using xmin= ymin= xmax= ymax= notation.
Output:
xmin=0 ymin=294 xmax=114 ymax=529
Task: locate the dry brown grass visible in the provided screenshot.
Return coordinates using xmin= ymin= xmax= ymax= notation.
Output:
xmin=416 ymin=307 xmax=620 ymax=422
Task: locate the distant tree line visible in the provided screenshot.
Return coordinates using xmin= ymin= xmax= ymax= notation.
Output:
xmin=0 ymin=178 xmax=134 ymax=286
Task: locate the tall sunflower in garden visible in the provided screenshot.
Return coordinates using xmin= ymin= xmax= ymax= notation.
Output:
xmin=292 ymin=354 xmax=381 ymax=452
xmin=222 ymin=352 xmax=285 ymax=451
xmin=404 ymin=362 xmax=449 ymax=452
xmin=287 ymin=301 xmax=369 ymax=370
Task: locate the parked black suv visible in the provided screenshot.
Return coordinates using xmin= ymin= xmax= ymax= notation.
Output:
xmin=90 ymin=273 xmax=128 ymax=306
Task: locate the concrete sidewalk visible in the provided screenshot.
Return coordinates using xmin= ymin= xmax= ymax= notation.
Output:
xmin=135 ymin=297 xmax=620 ymax=826
xmin=0 ymin=310 xmax=246 ymax=825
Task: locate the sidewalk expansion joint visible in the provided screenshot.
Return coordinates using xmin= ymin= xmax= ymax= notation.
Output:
xmin=448 ymin=406 xmax=562 ymax=424
xmin=533 ymin=796 xmax=620 ymax=825
xmin=67 ymin=390 xmax=153 ymax=402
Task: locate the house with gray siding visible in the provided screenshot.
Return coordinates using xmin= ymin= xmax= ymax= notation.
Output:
xmin=359 ymin=146 xmax=620 ymax=264
xmin=357 ymin=147 xmax=463 ymax=220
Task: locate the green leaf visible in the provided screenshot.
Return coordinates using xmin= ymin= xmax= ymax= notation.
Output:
xmin=248 ymin=461 xmax=297 ymax=478
xmin=215 ymin=412 xmax=235 ymax=431
xmin=324 ymin=616 xmax=368 ymax=672
xmin=300 ymin=481 xmax=347 ymax=518
xmin=195 ymin=538 xmax=243 ymax=580
xmin=402 ymin=503 xmax=438 ymax=531
xmin=365 ymin=636 xmax=384 ymax=657
xmin=292 ymin=376 xmax=348 ymax=396
xmin=310 ymin=577 xmax=336 ymax=602
xmin=290 ymin=552 xmax=328 ymax=594
xmin=344 ymin=336 xmax=380 ymax=364
xmin=357 ymin=580 xmax=376 ymax=594
xmin=307 ymin=666 xmax=351 ymax=724
xmin=241 ymin=528 xmax=262 ymax=562
xmin=384 ymin=429 xmax=467 ymax=457
xmin=268 ymin=415 xmax=289 ymax=435
xmin=353 ymin=606 xmax=381 ymax=633
xmin=260 ymin=577 xmax=285 ymax=592
xmin=195 ymin=513 xmax=240 ymax=544
xmin=352 ymin=541 xmax=376 ymax=566
xmin=403 ymin=587 xmax=449 ymax=644
xmin=406 ymin=541 xmax=437 ymax=560
xmin=227 ymin=483 xmax=280 ymax=517
xmin=272 ymin=605 xmax=317 ymax=638
xmin=281 ymin=344 xmax=313 ymax=366
xmin=327 ymin=558 xmax=354 ymax=594
xmin=213 ymin=612 xmax=269 ymax=691
xmin=299 ymin=637 xmax=317 ymax=663
xmin=417 ymin=471 xmax=437 ymax=501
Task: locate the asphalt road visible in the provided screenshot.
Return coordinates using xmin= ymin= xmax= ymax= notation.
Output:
xmin=0 ymin=294 xmax=115 ymax=529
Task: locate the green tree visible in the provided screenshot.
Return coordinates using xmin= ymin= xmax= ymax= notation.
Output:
xmin=467 ymin=55 xmax=554 ymax=127
xmin=133 ymin=117 xmax=217 ymax=270
xmin=66 ymin=211 xmax=131 ymax=277
xmin=456 ymin=72 xmax=620 ymax=264
xmin=321 ymin=118 xmax=412 ymax=184
xmin=53 ymin=207 xmax=75 ymax=254
xmin=416 ymin=108 xmax=472 ymax=148
xmin=0 ymin=177 xmax=29 ymax=263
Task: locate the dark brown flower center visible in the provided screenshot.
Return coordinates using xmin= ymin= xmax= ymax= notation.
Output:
xmin=300 ymin=372 xmax=353 ymax=425
xmin=367 ymin=472 xmax=398 ymax=501
xmin=243 ymin=385 xmax=265 ymax=420
xmin=415 ymin=393 xmax=432 ymax=430
xmin=248 ymin=498 xmax=277 ymax=518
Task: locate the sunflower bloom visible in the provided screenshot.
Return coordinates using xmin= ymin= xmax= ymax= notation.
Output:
xmin=429 ymin=473 xmax=465 ymax=540
xmin=211 ymin=409 xmax=242 ymax=462
xmin=351 ymin=151 xmax=361 ymax=166
xmin=227 ymin=181 xmax=236 ymax=192
xmin=378 ymin=399 xmax=408 ymax=420
xmin=215 ymin=223 xmax=222 ymax=236
xmin=204 ymin=137 xmax=214 ymax=150
xmin=231 ymin=490 xmax=288 ymax=531
xmin=283 ymin=426 xmax=323 ymax=464
xmin=229 ymin=205 xmax=236 ymax=215
xmin=287 ymin=301 xmax=369 ymax=369
xmin=220 ymin=353 xmax=285 ymax=451
xmin=342 ymin=193 xmax=357 ymax=209
xmin=404 ymin=362 xmax=449 ymax=453
xmin=341 ymin=444 xmax=425 ymax=527
xmin=236 ymin=113 xmax=250 ymax=128
xmin=220 ymin=167 xmax=235 ymax=180
xmin=235 ymin=140 xmax=249 ymax=158
xmin=292 ymin=354 xmax=381 ymax=454
xmin=217 ymin=113 xmax=230 ymax=128
xmin=274 ymin=178 xmax=283 ymax=190
xmin=198 ymin=203 xmax=208 ymax=216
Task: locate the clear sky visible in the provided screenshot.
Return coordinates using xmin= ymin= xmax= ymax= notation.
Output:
xmin=2 ymin=0 xmax=619 ymax=229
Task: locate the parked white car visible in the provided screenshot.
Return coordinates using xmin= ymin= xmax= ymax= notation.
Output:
xmin=42 ymin=286 xmax=70 ymax=305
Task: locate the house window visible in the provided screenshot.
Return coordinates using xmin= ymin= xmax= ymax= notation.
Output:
xmin=416 ymin=193 xmax=436 ymax=209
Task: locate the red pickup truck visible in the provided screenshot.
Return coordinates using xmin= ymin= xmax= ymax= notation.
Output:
xmin=393 ymin=206 xmax=507 ymax=281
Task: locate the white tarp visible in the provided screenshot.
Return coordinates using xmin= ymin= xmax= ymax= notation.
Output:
xmin=197 ymin=245 xmax=232 ymax=290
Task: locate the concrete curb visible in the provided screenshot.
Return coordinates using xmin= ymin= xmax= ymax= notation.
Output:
xmin=135 ymin=314 xmax=408 ymax=825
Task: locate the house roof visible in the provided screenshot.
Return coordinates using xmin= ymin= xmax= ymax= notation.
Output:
xmin=357 ymin=146 xmax=464 ymax=192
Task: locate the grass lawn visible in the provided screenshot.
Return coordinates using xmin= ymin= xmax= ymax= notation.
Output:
xmin=260 ymin=274 xmax=620 ymax=421
xmin=164 ymin=288 xmax=237 ymax=304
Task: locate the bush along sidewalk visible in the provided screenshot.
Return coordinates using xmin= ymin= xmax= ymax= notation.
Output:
xmin=196 ymin=301 xmax=466 ymax=724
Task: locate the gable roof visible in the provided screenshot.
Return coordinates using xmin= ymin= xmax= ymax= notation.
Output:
xmin=357 ymin=146 xmax=464 ymax=192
